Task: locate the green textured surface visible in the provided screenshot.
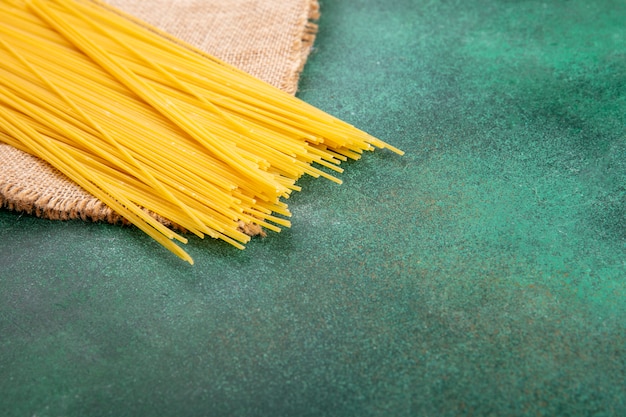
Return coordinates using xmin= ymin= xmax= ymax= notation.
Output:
xmin=2 ymin=0 xmax=626 ymax=415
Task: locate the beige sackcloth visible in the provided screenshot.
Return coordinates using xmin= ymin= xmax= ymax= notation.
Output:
xmin=0 ymin=0 xmax=319 ymax=224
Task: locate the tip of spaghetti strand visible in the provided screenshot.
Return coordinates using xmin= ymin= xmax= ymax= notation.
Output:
xmin=367 ymin=136 xmax=405 ymax=156
xmin=173 ymin=233 xmax=189 ymax=244
xmin=324 ymin=173 xmax=343 ymax=185
xmin=176 ymin=249 xmax=194 ymax=265
xmin=385 ymin=143 xmax=405 ymax=155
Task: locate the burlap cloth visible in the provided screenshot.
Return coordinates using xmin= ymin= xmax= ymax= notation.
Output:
xmin=0 ymin=0 xmax=319 ymax=224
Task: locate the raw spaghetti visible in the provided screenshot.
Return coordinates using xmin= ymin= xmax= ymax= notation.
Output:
xmin=0 ymin=0 xmax=403 ymax=264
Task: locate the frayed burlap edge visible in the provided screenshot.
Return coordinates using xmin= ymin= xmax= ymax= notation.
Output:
xmin=0 ymin=0 xmax=319 ymax=233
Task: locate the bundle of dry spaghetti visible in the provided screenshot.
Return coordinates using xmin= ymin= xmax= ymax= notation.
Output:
xmin=0 ymin=0 xmax=402 ymax=264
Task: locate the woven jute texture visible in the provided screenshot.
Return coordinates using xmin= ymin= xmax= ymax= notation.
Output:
xmin=0 ymin=0 xmax=319 ymax=224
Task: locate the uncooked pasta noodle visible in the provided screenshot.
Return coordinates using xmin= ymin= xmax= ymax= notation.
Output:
xmin=0 ymin=0 xmax=403 ymax=264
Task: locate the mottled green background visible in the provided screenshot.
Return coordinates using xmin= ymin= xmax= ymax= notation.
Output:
xmin=2 ymin=0 xmax=626 ymax=415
